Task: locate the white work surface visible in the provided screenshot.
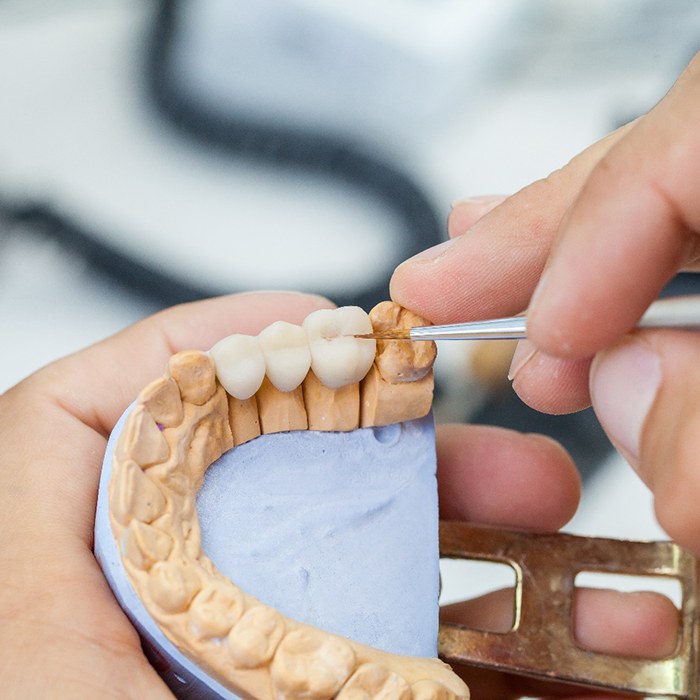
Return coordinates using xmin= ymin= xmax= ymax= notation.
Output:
xmin=1 ymin=1 xmax=697 ymax=696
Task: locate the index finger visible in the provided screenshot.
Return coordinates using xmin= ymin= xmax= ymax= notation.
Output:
xmin=528 ymin=52 xmax=700 ymax=358
xmin=389 ymin=126 xmax=631 ymax=325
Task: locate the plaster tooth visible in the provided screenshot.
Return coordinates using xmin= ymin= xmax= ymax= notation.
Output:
xmin=168 ymin=351 xmax=216 ymax=405
xmin=109 ymin=459 xmax=166 ymax=526
xmin=228 ymin=605 xmax=285 ymax=668
xmin=258 ymin=321 xmax=311 ymax=392
xmin=271 ymin=628 xmax=356 ymax=700
xmin=115 ymin=405 xmax=169 ymax=467
xmin=188 ymin=583 xmax=245 ymax=639
xmin=148 ymin=560 xmax=202 ymax=614
xmin=337 ymin=663 xmax=411 ymax=700
xmin=121 ymin=520 xmax=173 ymax=571
xmin=210 ymin=334 xmax=266 ymax=400
xmin=302 ymin=307 xmax=376 ymax=389
xmin=369 ymin=301 xmax=436 ymax=383
xmin=138 ymin=376 xmax=183 ymax=427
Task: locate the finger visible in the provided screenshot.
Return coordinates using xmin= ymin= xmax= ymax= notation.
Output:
xmin=441 ymin=589 xmax=515 ymax=633
xmin=590 ymin=328 xmax=700 ymax=556
xmin=390 ymin=125 xmax=632 ymax=324
xmin=447 ymin=196 xmax=506 ymax=238
xmin=509 ymin=339 xmax=593 ymax=414
xmin=528 ymin=52 xmax=700 ymax=358
xmin=443 ymin=587 xmax=677 ymax=657
xmin=442 ymin=587 xmax=677 ymax=698
xmin=573 ymin=588 xmax=678 ymax=659
xmin=436 ymin=424 xmax=580 ymax=530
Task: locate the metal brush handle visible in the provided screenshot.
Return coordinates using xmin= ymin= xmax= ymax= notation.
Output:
xmin=410 ymin=295 xmax=700 ymax=341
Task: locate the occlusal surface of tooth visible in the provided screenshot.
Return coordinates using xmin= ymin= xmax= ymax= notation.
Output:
xmin=258 ymin=321 xmax=311 ymax=392
xmin=302 ymin=307 xmax=376 ymax=389
xmin=209 ymin=334 xmax=266 ymax=400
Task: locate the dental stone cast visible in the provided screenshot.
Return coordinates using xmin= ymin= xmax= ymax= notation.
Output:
xmin=100 ymin=302 xmax=467 ymax=700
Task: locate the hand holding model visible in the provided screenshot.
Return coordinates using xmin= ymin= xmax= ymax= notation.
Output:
xmin=0 ymin=293 xmax=331 ymax=698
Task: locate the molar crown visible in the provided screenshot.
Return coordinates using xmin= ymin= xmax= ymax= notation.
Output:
xmin=303 ymin=307 xmax=376 ymax=390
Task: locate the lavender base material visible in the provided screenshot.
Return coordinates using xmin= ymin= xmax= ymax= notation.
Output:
xmin=95 ymin=407 xmax=439 ymax=700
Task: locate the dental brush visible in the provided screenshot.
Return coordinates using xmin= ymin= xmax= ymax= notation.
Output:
xmin=357 ymin=296 xmax=700 ymax=341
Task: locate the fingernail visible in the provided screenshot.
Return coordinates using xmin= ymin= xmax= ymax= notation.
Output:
xmin=507 ymin=339 xmax=537 ymax=381
xmin=590 ymin=339 xmax=661 ymax=464
xmin=450 ymin=194 xmax=506 ymax=208
xmin=398 ymin=237 xmax=457 ymax=265
xmin=528 ymin=268 xmax=550 ymax=312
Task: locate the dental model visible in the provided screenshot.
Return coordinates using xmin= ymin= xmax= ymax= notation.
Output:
xmin=98 ymin=301 xmax=469 ymax=700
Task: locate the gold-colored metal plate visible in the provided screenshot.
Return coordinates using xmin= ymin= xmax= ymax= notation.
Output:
xmin=438 ymin=521 xmax=700 ymax=697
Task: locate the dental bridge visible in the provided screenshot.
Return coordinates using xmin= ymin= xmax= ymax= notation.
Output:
xmin=101 ymin=301 xmax=700 ymax=699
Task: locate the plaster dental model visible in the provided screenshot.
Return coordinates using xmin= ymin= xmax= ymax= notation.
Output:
xmin=94 ymin=301 xmax=469 ymax=700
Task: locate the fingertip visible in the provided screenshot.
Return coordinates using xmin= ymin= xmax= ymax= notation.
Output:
xmin=589 ymin=336 xmax=661 ymax=469
xmin=511 ymin=349 xmax=593 ymax=415
xmin=437 ymin=425 xmax=580 ymax=530
xmin=574 ymin=588 xmax=679 ymax=659
xmin=389 ymin=238 xmax=460 ymax=321
xmin=440 ymin=589 xmax=515 ymax=633
xmin=507 ymin=339 xmax=536 ymax=382
xmin=652 ymin=408 xmax=700 ymax=555
xmin=590 ymin=329 xmax=700 ymax=557
xmin=447 ymin=196 xmax=506 ymax=238
xmin=522 ymin=432 xmax=582 ymax=521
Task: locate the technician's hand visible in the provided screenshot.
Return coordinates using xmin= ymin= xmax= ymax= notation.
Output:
xmin=391 ymin=51 xmax=700 ymax=557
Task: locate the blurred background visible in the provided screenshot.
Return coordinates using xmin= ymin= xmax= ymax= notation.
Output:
xmin=2 ymin=0 xmax=700 ymax=667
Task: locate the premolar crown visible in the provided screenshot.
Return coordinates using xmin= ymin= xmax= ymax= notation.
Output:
xmin=303 ymin=307 xmax=376 ymax=389
xmin=209 ymin=335 xmax=266 ymax=400
xmin=258 ymin=321 xmax=311 ymax=393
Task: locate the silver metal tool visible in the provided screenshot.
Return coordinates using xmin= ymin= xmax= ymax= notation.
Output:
xmin=359 ymin=295 xmax=700 ymax=341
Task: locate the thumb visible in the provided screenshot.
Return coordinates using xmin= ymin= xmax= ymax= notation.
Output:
xmin=590 ymin=330 xmax=700 ymax=554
